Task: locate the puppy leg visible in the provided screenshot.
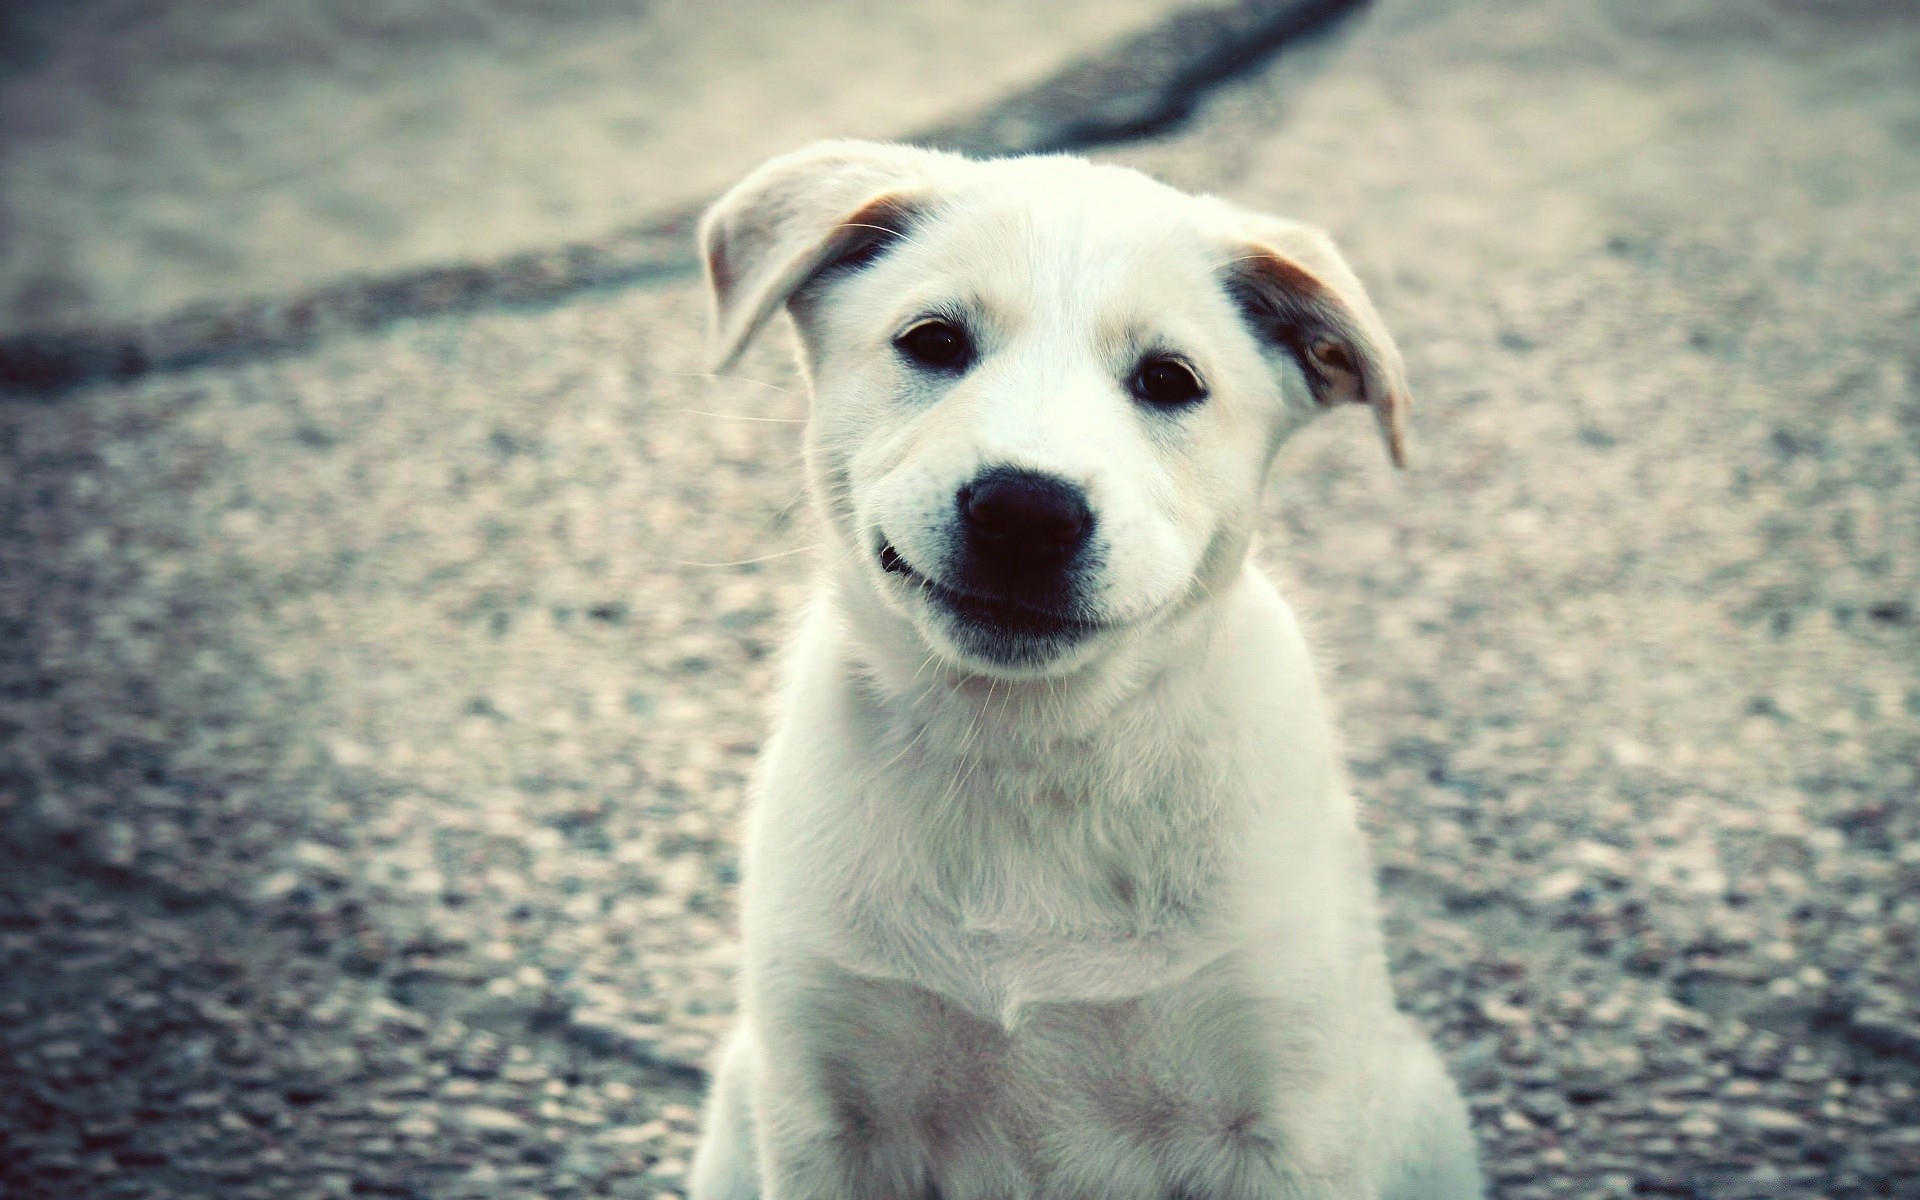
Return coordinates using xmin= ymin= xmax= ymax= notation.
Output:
xmin=1370 ymin=1023 xmax=1485 ymax=1200
xmin=689 ymin=1029 xmax=761 ymax=1200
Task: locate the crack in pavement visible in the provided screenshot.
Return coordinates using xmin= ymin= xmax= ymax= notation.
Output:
xmin=0 ymin=0 xmax=1364 ymax=397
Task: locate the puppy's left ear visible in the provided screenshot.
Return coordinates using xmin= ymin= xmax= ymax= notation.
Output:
xmin=1222 ymin=216 xmax=1412 ymax=468
xmin=699 ymin=140 xmax=945 ymax=371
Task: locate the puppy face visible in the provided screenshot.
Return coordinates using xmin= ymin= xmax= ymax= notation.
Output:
xmin=702 ymin=143 xmax=1409 ymax=677
xmin=795 ymin=172 xmax=1299 ymax=675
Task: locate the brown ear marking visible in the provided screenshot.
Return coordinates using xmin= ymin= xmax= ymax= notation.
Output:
xmin=810 ymin=193 xmax=925 ymax=282
xmin=704 ymin=193 xmax=920 ymax=312
xmin=710 ymin=191 xmax=920 ymax=297
xmin=1243 ymin=251 xmax=1328 ymax=305
xmin=703 ymin=186 xmax=929 ymax=372
xmin=1229 ymin=247 xmax=1411 ymax=469
xmin=705 ymin=236 xmax=737 ymax=297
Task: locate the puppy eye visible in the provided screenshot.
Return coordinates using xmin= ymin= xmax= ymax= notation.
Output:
xmin=896 ymin=320 xmax=971 ymax=370
xmin=1132 ymin=357 xmax=1205 ymax=408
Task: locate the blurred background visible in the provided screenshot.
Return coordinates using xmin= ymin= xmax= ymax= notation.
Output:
xmin=1 ymin=1 xmax=1916 ymax=1198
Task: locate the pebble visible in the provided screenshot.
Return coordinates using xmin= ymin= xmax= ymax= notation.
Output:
xmin=1740 ymin=1107 xmax=1809 ymax=1140
xmin=459 ymin=1106 xmax=530 ymax=1138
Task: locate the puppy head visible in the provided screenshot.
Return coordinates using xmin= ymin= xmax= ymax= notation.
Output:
xmin=701 ymin=141 xmax=1409 ymax=678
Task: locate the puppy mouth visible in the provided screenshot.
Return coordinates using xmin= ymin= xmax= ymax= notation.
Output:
xmin=877 ymin=541 xmax=1099 ymax=641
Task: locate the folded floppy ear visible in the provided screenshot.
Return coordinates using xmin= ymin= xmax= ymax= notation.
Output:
xmin=698 ymin=140 xmax=946 ymax=371
xmin=1222 ymin=216 xmax=1412 ymax=468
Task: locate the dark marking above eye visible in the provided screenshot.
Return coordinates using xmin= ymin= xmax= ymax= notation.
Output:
xmin=1132 ymin=357 xmax=1206 ymax=408
xmin=896 ymin=319 xmax=972 ymax=370
xmin=811 ymin=194 xmax=923 ymax=282
xmin=828 ymin=236 xmax=894 ymax=273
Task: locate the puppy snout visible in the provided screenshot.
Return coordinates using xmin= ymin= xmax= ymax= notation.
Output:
xmin=958 ymin=469 xmax=1092 ymax=572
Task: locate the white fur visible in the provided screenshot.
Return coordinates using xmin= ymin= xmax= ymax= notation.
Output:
xmin=687 ymin=142 xmax=1483 ymax=1200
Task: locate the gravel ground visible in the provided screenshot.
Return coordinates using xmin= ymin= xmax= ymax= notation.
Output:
xmin=2 ymin=1 xmax=1918 ymax=1198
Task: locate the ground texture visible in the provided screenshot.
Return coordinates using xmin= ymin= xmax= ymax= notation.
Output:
xmin=0 ymin=0 xmax=1181 ymax=328
xmin=1 ymin=1 xmax=1917 ymax=1198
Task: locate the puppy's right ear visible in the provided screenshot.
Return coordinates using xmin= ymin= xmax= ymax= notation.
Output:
xmin=699 ymin=140 xmax=944 ymax=371
xmin=1218 ymin=213 xmax=1413 ymax=469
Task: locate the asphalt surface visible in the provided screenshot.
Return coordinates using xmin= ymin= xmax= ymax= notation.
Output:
xmin=0 ymin=0 xmax=1184 ymax=330
xmin=2 ymin=1 xmax=1918 ymax=1198
xmin=0 ymin=0 xmax=1357 ymax=392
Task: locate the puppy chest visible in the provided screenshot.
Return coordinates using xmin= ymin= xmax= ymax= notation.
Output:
xmin=829 ymin=855 xmax=1232 ymax=1018
xmin=799 ymin=969 xmax=1292 ymax=1198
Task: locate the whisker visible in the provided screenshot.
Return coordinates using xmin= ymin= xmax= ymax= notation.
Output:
xmin=1221 ymin=251 xmax=1284 ymax=269
xmin=911 ymin=650 xmax=942 ymax=686
xmin=835 ymin=222 xmax=922 ymax=244
xmin=667 ymin=545 xmax=818 ymax=569
xmin=876 ymin=709 xmax=937 ymax=774
xmin=670 ymin=372 xmax=796 ymax=395
xmin=664 ymin=407 xmax=806 ymax=424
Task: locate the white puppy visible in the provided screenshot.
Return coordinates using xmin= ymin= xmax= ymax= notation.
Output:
xmin=686 ymin=140 xmax=1483 ymax=1200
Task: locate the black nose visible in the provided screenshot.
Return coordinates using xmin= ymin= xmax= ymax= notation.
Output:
xmin=957 ymin=469 xmax=1092 ymax=571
